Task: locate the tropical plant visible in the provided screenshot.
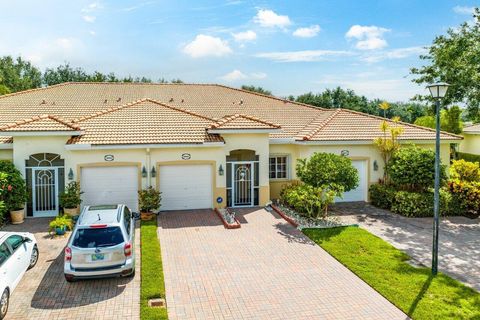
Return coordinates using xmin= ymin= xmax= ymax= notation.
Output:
xmin=449 ymin=159 xmax=480 ymax=182
xmin=0 ymin=172 xmax=9 ymax=224
xmin=373 ymin=117 xmax=404 ymax=182
xmin=386 ymin=146 xmax=446 ymax=192
xmin=0 ymin=160 xmax=28 ymax=210
xmin=296 ymin=152 xmax=359 ymax=196
xmin=59 ymin=181 xmax=83 ymax=209
xmin=49 ymin=215 xmax=73 ymax=232
xmin=280 ymin=183 xmax=336 ymax=219
xmin=368 ymin=183 xmax=397 ymax=210
xmin=138 ymin=187 xmax=162 ymax=213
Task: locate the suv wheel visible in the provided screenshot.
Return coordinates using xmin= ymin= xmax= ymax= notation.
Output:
xmin=0 ymin=289 xmax=9 ymax=320
xmin=28 ymin=245 xmax=39 ymax=270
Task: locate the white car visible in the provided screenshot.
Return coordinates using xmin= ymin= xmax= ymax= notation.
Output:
xmin=64 ymin=204 xmax=136 ymax=282
xmin=0 ymin=231 xmax=38 ymax=320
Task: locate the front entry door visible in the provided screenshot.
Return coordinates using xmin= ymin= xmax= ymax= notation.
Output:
xmin=232 ymin=162 xmax=254 ymax=207
xmin=32 ymin=168 xmax=59 ymax=217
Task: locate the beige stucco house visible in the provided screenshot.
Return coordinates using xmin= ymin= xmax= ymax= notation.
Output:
xmin=0 ymin=82 xmax=462 ymax=217
xmin=459 ymin=124 xmax=480 ymax=155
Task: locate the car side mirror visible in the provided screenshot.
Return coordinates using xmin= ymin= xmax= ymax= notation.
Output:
xmin=23 ymin=237 xmax=32 ymax=243
xmin=133 ymin=212 xmax=140 ymax=220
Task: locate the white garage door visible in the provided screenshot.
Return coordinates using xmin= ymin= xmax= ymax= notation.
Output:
xmin=159 ymin=165 xmax=213 ymax=211
xmin=336 ymin=160 xmax=367 ymax=202
xmin=81 ymin=166 xmax=139 ymax=211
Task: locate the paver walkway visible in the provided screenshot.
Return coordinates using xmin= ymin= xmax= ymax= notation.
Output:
xmin=158 ymin=208 xmax=407 ymax=320
xmin=2 ymin=218 xmax=140 ymax=320
xmin=333 ymin=203 xmax=480 ymax=291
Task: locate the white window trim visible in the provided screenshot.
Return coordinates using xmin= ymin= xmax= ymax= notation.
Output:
xmin=269 ymin=154 xmax=290 ymax=180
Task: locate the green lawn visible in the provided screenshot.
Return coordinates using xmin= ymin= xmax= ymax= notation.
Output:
xmin=141 ymin=220 xmax=168 ymax=320
xmin=303 ymin=227 xmax=480 ymax=320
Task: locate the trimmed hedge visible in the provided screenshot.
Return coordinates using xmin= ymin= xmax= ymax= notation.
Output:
xmin=368 ymin=184 xmax=396 ymax=209
xmin=391 ymin=190 xmax=457 ymax=217
xmin=457 ymin=152 xmax=480 ymax=163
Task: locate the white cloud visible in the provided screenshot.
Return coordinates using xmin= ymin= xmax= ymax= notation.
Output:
xmin=254 ymin=9 xmax=291 ymax=28
xmin=220 ymin=69 xmax=248 ymax=81
xmin=255 ymin=50 xmax=352 ymax=62
xmin=21 ymin=37 xmax=86 ymax=68
xmin=89 ymin=30 xmax=96 ymax=36
xmin=453 ymin=6 xmax=475 ymax=15
xmin=361 ymin=46 xmax=427 ymax=63
xmin=346 ymin=25 xmax=390 ymax=50
xmin=220 ymin=70 xmax=268 ymax=82
xmin=83 ymin=15 xmax=96 ymax=23
xmin=183 ymin=34 xmax=232 ymax=58
xmin=81 ymin=2 xmax=102 ymax=13
xmin=232 ymin=30 xmax=257 ymax=42
xmin=293 ymin=25 xmax=321 ymax=38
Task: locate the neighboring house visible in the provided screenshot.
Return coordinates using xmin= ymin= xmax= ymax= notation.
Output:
xmin=459 ymin=124 xmax=480 ymax=155
xmin=0 ymin=82 xmax=462 ymax=217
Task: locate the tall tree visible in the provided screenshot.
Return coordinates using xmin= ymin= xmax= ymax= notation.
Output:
xmin=241 ymin=85 xmax=272 ymax=96
xmin=0 ymin=56 xmax=42 ymax=93
xmin=410 ymin=8 xmax=480 ymax=121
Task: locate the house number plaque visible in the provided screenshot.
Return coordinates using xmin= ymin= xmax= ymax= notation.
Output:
xmin=104 ymin=154 xmax=114 ymax=161
xmin=181 ymin=153 xmax=191 ymax=160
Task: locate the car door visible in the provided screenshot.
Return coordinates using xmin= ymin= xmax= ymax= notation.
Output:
xmin=4 ymin=235 xmax=29 ymax=290
xmin=0 ymin=242 xmax=15 ymax=293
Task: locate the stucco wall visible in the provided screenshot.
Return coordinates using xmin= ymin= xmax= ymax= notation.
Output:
xmin=0 ymin=149 xmax=13 ymax=160
xmin=459 ymin=134 xmax=480 ymax=155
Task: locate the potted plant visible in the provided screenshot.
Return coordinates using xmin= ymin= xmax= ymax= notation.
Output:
xmin=49 ymin=215 xmax=73 ymax=236
xmin=59 ymin=181 xmax=83 ymax=217
xmin=138 ymin=187 xmax=161 ymax=221
xmin=0 ymin=161 xmax=28 ymax=224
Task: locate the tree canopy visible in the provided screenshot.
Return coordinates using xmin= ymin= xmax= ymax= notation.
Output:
xmin=413 ymin=105 xmax=463 ymax=134
xmin=410 ymin=8 xmax=480 ymax=122
xmin=240 ymin=85 xmax=272 ymax=96
xmin=0 ymin=56 xmax=42 ymax=93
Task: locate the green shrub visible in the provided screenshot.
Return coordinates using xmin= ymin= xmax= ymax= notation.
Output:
xmin=448 ymin=180 xmax=480 ymax=217
xmin=387 ymin=145 xmax=445 ymax=191
xmin=369 ymin=184 xmax=396 ymax=209
xmin=296 ymin=152 xmax=359 ymax=196
xmin=59 ymin=181 xmax=83 ymax=209
xmin=449 ymin=159 xmax=480 ymax=182
xmin=391 ymin=189 xmax=455 ymax=217
xmin=138 ymin=187 xmax=162 ymax=213
xmin=457 ymin=152 xmax=480 ymax=163
xmin=280 ymin=183 xmax=336 ymax=219
xmin=0 ymin=160 xmax=27 ymax=211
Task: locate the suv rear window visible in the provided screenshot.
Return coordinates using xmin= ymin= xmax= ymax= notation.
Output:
xmin=72 ymin=227 xmax=124 ymax=248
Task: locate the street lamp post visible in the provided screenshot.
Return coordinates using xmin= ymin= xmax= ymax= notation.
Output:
xmin=426 ymin=82 xmax=449 ymax=275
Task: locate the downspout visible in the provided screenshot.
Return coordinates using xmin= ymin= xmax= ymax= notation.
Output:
xmin=146 ymin=148 xmax=151 ymax=188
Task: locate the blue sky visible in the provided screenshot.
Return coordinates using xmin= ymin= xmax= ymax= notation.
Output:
xmin=0 ymin=0 xmax=477 ymax=101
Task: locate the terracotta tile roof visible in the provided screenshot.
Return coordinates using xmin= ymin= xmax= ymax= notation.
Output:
xmin=210 ymin=114 xmax=281 ymax=130
xmin=0 ymin=82 xmax=462 ymax=145
xmin=464 ymin=123 xmax=480 ymax=133
xmin=67 ymin=99 xmax=222 ymax=145
xmin=308 ymin=109 xmax=462 ymax=141
xmin=0 ymin=115 xmax=81 ymax=132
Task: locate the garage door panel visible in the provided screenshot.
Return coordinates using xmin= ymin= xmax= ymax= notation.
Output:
xmin=335 ymin=160 xmax=367 ymax=203
xmin=159 ymin=165 xmax=212 ymax=211
xmin=81 ymin=166 xmax=139 ymax=211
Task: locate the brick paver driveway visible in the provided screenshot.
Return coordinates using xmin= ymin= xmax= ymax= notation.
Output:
xmin=1 ymin=218 xmax=140 ymax=320
xmin=158 ymin=208 xmax=407 ymax=320
xmin=333 ymin=203 xmax=480 ymax=292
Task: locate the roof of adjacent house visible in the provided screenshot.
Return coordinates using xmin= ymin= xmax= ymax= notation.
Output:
xmin=0 ymin=82 xmax=462 ymax=145
xmin=463 ymin=123 xmax=480 ymax=134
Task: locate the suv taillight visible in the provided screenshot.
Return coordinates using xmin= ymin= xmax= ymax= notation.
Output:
xmin=124 ymin=243 xmax=132 ymax=257
xmin=65 ymin=247 xmax=72 ymax=261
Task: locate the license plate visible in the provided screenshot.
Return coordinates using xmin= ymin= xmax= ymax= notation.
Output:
xmin=91 ymin=253 xmax=105 ymax=261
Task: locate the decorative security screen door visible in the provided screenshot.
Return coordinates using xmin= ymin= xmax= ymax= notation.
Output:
xmin=32 ymin=167 xmax=59 ymax=217
xmin=232 ymin=162 xmax=254 ymax=207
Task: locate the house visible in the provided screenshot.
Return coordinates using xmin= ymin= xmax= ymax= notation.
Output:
xmin=459 ymin=124 xmax=480 ymax=155
xmin=0 ymin=82 xmax=462 ymax=217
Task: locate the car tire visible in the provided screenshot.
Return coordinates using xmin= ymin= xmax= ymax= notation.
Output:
xmin=28 ymin=245 xmax=39 ymax=270
xmin=0 ymin=289 xmax=9 ymax=320
xmin=65 ymin=275 xmax=75 ymax=283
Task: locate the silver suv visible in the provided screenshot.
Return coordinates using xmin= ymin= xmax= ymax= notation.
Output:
xmin=64 ymin=204 xmax=136 ymax=282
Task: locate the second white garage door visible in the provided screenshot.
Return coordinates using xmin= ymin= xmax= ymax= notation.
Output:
xmin=81 ymin=166 xmax=139 ymax=211
xmin=159 ymin=164 xmax=213 ymax=211
xmin=335 ymin=160 xmax=368 ymax=202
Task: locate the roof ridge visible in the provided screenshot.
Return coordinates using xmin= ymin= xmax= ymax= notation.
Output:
xmin=338 ymin=108 xmax=464 ymax=139
xmin=145 ymin=98 xmax=215 ymax=121
xmin=236 ymin=114 xmax=281 ymax=128
xmin=0 ymin=114 xmax=81 ymax=131
xmin=210 ymin=114 xmax=281 ymax=129
xmin=301 ymin=109 xmax=341 ymax=141
xmin=0 ymin=83 xmax=70 ymax=101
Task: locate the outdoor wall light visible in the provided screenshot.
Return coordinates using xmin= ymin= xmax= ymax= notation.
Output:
xmin=218 ymin=164 xmax=224 ymax=176
xmin=142 ymin=166 xmax=147 ymax=178
xmin=68 ymin=168 xmax=74 ymax=180
xmin=373 ymin=160 xmax=378 ymax=171
xmin=151 ymin=166 xmax=156 ymax=178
